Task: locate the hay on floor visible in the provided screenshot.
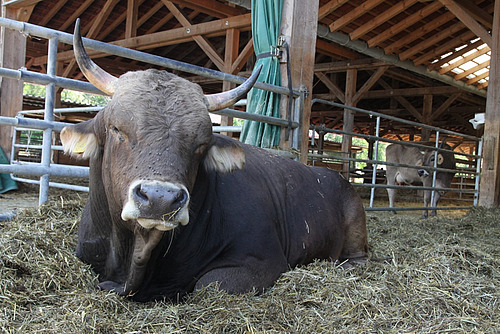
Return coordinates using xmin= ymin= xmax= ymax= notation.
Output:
xmin=0 ymin=189 xmax=498 ymax=333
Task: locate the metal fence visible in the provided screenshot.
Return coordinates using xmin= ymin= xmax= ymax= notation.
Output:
xmin=0 ymin=18 xmax=301 ymax=205
xmin=308 ymin=98 xmax=482 ymax=213
xmin=0 ymin=18 xmax=481 ymax=214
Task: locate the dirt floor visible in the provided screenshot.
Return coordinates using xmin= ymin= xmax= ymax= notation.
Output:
xmin=0 ymin=183 xmax=40 ymax=219
xmin=1 ymin=179 xmax=497 ymax=333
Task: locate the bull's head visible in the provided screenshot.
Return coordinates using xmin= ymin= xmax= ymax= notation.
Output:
xmin=61 ymin=19 xmax=261 ymax=232
xmin=417 ymin=139 xmax=450 ymax=179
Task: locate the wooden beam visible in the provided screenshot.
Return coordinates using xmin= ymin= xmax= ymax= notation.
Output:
xmin=33 ymin=13 xmax=251 ymax=65
xmin=454 ymin=59 xmax=490 ymax=80
xmin=367 ymin=1 xmax=443 ymax=47
xmin=384 ymin=11 xmax=455 ymax=54
xmin=431 ymin=92 xmax=462 ymax=121
xmin=86 ymin=0 xmax=121 ymax=38
xmin=350 ymin=0 xmax=419 ymax=41
xmin=315 ymin=72 xmax=345 ymax=103
xmin=126 ymin=0 xmax=139 ymax=38
xmin=431 ymin=39 xmax=484 ymax=70
xmin=279 ymin=0 xmax=319 ymax=160
xmin=318 ymin=0 xmax=350 ymax=20
xmin=314 ymin=58 xmax=388 ymax=72
xmin=59 ymin=0 xmax=95 ymax=31
xmin=413 ymin=30 xmax=476 ymax=66
xmin=167 ymin=0 xmax=243 ymax=18
xmin=0 ymin=5 xmax=32 ymax=158
xmin=2 ymin=0 xmax=42 ymax=8
xmin=229 ymin=38 xmax=253 ymax=74
xmin=329 ymin=0 xmax=385 ymax=32
xmin=466 ymin=70 xmax=489 ymax=85
xmin=163 ymin=0 xmax=224 ymax=70
xmin=454 ymin=0 xmax=493 ymax=29
xmin=220 ymin=28 xmax=240 ymax=134
xmin=341 ymin=69 xmax=357 ymax=176
xmin=439 ymin=45 xmax=490 ymax=74
xmin=38 ymin=0 xmax=67 ymax=27
xmin=478 ymin=0 xmax=500 ymax=207
xmin=362 ymin=86 xmax=460 ymax=99
xmin=438 ymin=0 xmax=492 ymax=47
xmin=399 ymin=21 xmax=466 ymax=61
xmin=378 ymin=79 xmax=422 ymax=121
xmin=352 ymin=65 xmax=389 ymax=104
xmin=315 ymin=38 xmax=359 ymax=60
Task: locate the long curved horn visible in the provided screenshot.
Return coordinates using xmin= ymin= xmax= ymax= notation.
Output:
xmin=205 ymin=65 xmax=262 ymax=111
xmin=73 ymin=18 xmax=118 ymax=95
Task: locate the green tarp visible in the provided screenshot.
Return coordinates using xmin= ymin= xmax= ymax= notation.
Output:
xmin=239 ymin=0 xmax=282 ymax=148
xmin=0 ymin=147 xmax=18 ymax=194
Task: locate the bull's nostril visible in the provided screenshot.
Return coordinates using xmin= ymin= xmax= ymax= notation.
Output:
xmin=173 ymin=189 xmax=188 ymax=207
xmin=133 ymin=184 xmax=149 ymax=203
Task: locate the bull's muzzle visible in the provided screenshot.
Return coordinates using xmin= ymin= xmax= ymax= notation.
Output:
xmin=417 ymin=169 xmax=429 ymax=178
xmin=121 ymin=180 xmax=190 ymax=230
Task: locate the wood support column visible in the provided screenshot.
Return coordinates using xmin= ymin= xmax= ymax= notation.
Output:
xmin=421 ymin=94 xmax=433 ymax=141
xmin=478 ymin=0 xmax=500 ymax=207
xmin=279 ymin=0 xmax=319 ymax=162
xmin=341 ymin=69 xmax=357 ymax=177
xmin=220 ymin=28 xmax=240 ymax=136
xmin=0 ymin=4 xmax=32 ymax=159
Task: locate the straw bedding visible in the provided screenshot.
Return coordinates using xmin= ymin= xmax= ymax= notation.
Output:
xmin=0 ymin=189 xmax=498 ymax=333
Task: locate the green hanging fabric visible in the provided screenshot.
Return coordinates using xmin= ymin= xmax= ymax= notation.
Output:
xmin=240 ymin=0 xmax=282 ymax=148
xmin=0 ymin=147 xmax=18 ymax=194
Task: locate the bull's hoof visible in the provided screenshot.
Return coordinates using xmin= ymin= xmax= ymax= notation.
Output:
xmin=391 ymin=210 xmax=397 ymax=215
xmin=98 ymin=280 xmax=126 ymax=295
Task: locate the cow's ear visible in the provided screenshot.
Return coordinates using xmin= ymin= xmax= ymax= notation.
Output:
xmin=60 ymin=120 xmax=100 ymax=160
xmin=437 ymin=153 xmax=444 ymax=165
xmin=203 ymin=135 xmax=245 ymax=173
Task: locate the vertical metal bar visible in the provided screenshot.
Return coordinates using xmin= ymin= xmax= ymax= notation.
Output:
xmin=10 ymin=125 xmax=17 ymax=163
xmin=291 ymin=88 xmax=304 ymax=153
xmin=430 ymin=131 xmax=440 ymax=207
xmin=474 ymin=138 xmax=483 ymax=206
xmin=369 ymin=116 xmax=381 ymax=208
xmin=39 ymin=37 xmax=58 ymax=205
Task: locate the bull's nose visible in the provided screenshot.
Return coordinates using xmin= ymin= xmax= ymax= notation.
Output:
xmin=132 ymin=183 xmax=188 ymax=213
xmin=417 ymin=169 xmax=428 ymax=177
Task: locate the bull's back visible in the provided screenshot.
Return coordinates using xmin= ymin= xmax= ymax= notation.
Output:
xmin=240 ymin=144 xmax=365 ymax=266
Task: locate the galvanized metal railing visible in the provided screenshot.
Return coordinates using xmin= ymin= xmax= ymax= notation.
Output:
xmin=310 ymin=98 xmax=482 ymax=213
xmin=0 ymin=17 xmax=301 ymax=206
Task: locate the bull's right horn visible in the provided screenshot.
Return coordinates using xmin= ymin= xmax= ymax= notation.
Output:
xmin=204 ymin=65 xmax=262 ymax=111
xmin=73 ymin=18 xmax=118 ymax=95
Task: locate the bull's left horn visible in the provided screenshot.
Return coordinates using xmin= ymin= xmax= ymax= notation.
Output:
xmin=73 ymin=18 xmax=118 ymax=95
xmin=205 ymin=65 xmax=262 ymax=111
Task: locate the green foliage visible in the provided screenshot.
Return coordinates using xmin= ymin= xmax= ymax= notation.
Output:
xmin=23 ymin=83 xmax=109 ymax=106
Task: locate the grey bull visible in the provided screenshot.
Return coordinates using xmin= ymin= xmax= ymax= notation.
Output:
xmin=385 ymin=141 xmax=456 ymax=218
xmin=58 ymin=20 xmax=369 ymax=302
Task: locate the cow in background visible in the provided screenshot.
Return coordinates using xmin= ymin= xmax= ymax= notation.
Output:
xmin=385 ymin=140 xmax=456 ymax=218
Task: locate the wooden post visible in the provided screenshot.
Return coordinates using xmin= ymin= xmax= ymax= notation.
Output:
xmin=421 ymin=94 xmax=433 ymax=141
xmin=279 ymin=0 xmax=319 ymax=162
xmin=220 ymin=28 xmax=240 ymax=136
xmin=478 ymin=0 xmax=500 ymax=207
xmin=341 ymin=69 xmax=357 ymax=178
xmin=0 ymin=4 xmax=31 ymax=159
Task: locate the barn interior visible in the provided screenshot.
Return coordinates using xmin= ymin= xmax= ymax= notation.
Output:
xmin=0 ymin=0 xmax=499 ymax=205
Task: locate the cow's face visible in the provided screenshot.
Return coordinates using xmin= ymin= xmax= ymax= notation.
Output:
xmin=61 ymin=21 xmax=258 ymax=231
xmin=61 ymin=70 xmax=247 ymax=231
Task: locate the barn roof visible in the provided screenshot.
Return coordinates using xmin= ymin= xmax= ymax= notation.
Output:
xmin=4 ymin=0 xmax=494 ymax=137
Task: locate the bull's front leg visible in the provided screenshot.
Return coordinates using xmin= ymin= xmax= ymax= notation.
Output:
xmin=98 ymin=228 xmax=164 ymax=296
xmin=422 ymin=189 xmax=430 ymax=219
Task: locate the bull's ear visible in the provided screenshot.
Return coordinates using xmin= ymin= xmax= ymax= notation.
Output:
xmin=203 ymin=135 xmax=245 ymax=173
xmin=60 ymin=120 xmax=100 ymax=160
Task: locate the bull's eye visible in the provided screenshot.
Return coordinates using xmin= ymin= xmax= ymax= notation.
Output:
xmin=110 ymin=125 xmax=125 ymax=142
